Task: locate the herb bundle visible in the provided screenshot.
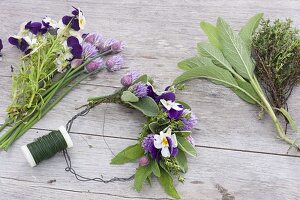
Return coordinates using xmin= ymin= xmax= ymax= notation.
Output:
xmin=252 ymin=19 xmax=300 ymax=111
xmin=86 ymin=72 xmax=198 ymax=199
xmin=0 ymin=7 xmax=125 ymax=151
xmin=173 ymin=14 xmax=299 ymax=149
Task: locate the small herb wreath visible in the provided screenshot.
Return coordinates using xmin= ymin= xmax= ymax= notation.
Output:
xmin=85 ymin=72 xmax=198 ymax=199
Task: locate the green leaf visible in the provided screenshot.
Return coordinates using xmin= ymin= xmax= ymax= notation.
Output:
xmin=127 ymin=97 xmax=159 ymax=117
xmin=134 ymin=165 xmax=152 ymax=192
xmin=159 ymin=168 xmax=181 ymax=199
xmin=111 ymin=144 xmax=144 ymax=164
xmin=157 ymin=118 xmax=170 ymax=125
xmin=276 ymin=108 xmax=298 ymax=132
xmin=239 ymin=13 xmax=264 ymax=49
xmin=178 ymin=56 xmax=214 ymax=71
xmin=197 ymin=42 xmax=233 ymax=72
xmin=234 ymin=78 xmax=260 ymax=104
xmin=121 ymin=91 xmax=139 ymax=103
xmin=177 ymin=136 xmax=197 ymax=157
xmin=176 ymin=150 xmax=188 ymax=173
xmin=217 ymin=17 xmax=255 ymax=80
xmin=173 ymin=130 xmax=191 ymax=137
xmin=176 ymin=100 xmax=191 ymax=110
xmin=151 ymin=160 xmax=161 ymax=177
xmin=149 ymin=122 xmax=160 ymax=133
xmin=133 ymin=74 xmax=148 ymax=84
xmin=200 ymin=21 xmax=220 ymax=49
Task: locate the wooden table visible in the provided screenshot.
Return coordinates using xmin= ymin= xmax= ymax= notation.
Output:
xmin=1 ymin=0 xmax=300 ymax=199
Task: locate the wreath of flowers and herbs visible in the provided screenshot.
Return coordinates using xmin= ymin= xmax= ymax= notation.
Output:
xmin=86 ymin=72 xmax=198 ymax=199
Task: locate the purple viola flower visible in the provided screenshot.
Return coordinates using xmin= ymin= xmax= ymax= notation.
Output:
xmin=153 ymin=128 xmax=178 ymax=158
xmin=155 ymin=92 xmax=175 ymax=102
xmin=67 ymin=36 xmax=83 ymax=59
xmin=106 ymin=54 xmax=124 ymax=71
xmin=84 ymin=33 xmax=103 ymax=47
xmin=147 ymin=85 xmax=158 ymax=99
xmin=121 ymin=71 xmax=140 ymax=86
xmin=82 ymin=42 xmax=97 ymax=58
xmin=186 ymin=135 xmax=195 ymax=147
xmin=25 ymin=21 xmax=43 ymax=35
xmin=8 ymin=37 xmax=29 ymax=53
xmin=142 ymin=134 xmax=159 ymax=159
xmin=157 ymin=92 xmax=184 ymax=120
xmin=0 ymin=39 xmax=3 ymax=52
xmin=62 ymin=15 xmax=73 ymax=26
xmin=67 ymin=36 xmax=79 ymax=47
xmin=180 ymin=109 xmax=197 ymax=131
xmin=132 ymin=82 xmax=148 ymax=98
xmin=138 ymin=156 xmax=149 ymax=166
xmin=111 ymin=41 xmax=125 ymax=53
xmin=85 ymin=57 xmax=104 ymax=72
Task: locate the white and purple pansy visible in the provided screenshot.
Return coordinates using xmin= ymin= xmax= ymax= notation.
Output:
xmin=62 ymin=7 xmax=85 ymax=31
xmin=42 ymin=16 xmax=59 ymax=29
xmin=67 ymin=36 xmax=83 ymax=59
xmin=8 ymin=36 xmax=30 ymax=54
xmin=154 ymin=128 xmax=178 ymax=158
xmin=157 ymin=92 xmax=184 ymax=119
xmin=25 ymin=21 xmax=47 ymax=35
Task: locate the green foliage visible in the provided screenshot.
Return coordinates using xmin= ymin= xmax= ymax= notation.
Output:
xmin=151 ymin=160 xmax=161 ymax=177
xmin=252 ymin=18 xmax=300 ymax=110
xmin=176 ymin=150 xmax=188 ymax=173
xmin=121 ymin=91 xmax=139 ymax=102
xmin=159 ymin=165 xmax=181 ymax=199
xmin=111 ymin=144 xmax=144 ymax=164
xmin=126 ymin=97 xmax=159 ymax=117
xmin=177 ymin=136 xmax=197 ymax=157
xmin=134 ymin=165 xmax=152 ymax=192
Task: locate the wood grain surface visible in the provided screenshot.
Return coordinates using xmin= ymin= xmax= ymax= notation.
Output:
xmin=0 ymin=0 xmax=300 ymax=199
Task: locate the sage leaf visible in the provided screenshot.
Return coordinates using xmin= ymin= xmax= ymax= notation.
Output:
xmin=149 ymin=122 xmax=160 ymax=133
xmin=177 ymin=136 xmax=197 ymax=157
xmin=111 ymin=144 xmax=144 ymax=164
xmin=173 ymin=130 xmax=191 ymax=137
xmin=200 ymin=21 xmax=220 ymax=49
xmin=234 ymin=78 xmax=260 ymax=104
xmin=121 ymin=91 xmax=139 ymax=103
xmin=239 ymin=13 xmax=264 ymax=49
xmin=276 ymin=108 xmax=298 ymax=132
xmin=127 ymin=97 xmax=159 ymax=117
xmin=176 ymin=150 xmax=188 ymax=173
xmin=178 ymin=56 xmax=214 ymax=71
xmin=133 ymin=74 xmax=148 ymax=84
xmin=151 ymin=160 xmax=161 ymax=177
xmin=159 ymin=168 xmax=181 ymax=199
xmin=176 ymin=100 xmax=191 ymax=110
xmin=217 ymin=17 xmax=255 ymax=80
xmin=134 ymin=165 xmax=152 ymax=192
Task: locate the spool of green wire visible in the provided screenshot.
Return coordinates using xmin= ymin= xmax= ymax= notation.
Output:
xmin=21 ymin=126 xmax=73 ymax=167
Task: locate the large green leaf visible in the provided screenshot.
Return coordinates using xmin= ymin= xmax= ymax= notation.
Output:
xmin=217 ymin=17 xmax=255 ymax=80
xmin=151 ymin=160 xmax=161 ymax=177
xmin=197 ymin=42 xmax=233 ymax=72
xmin=176 ymin=150 xmax=188 ymax=173
xmin=200 ymin=21 xmax=220 ymax=49
xmin=111 ymin=144 xmax=144 ymax=164
xmin=159 ymin=169 xmax=181 ymax=199
xmin=178 ymin=56 xmax=214 ymax=71
xmin=127 ymin=97 xmax=159 ymax=117
xmin=276 ymin=108 xmax=298 ymax=132
xmin=121 ymin=91 xmax=139 ymax=103
xmin=174 ymin=59 xmax=261 ymax=106
xmin=177 ymin=136 xmax=197 ymax=157
xmin=134 ymin=165 xmax=152 ymax=192
xmin=239 ymin=13 xmax=264 ymax=49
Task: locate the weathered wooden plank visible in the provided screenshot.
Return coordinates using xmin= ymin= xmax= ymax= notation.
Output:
xmin=0 ymin=129 xmax=300 ymax=200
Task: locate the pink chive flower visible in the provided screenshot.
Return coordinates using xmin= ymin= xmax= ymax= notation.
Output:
xmin=121 ymin=71 xmax=140 ymax=86
xmin=85 ymin=57 xmax=104 ymax=72
xmin=97 ymin=38 xmax=115 ymax=53
xmin=71 ymin=58 xmax=83 ymax=68
xmin=106 ymin=54 xmax=124 ymax=72
xmin=82 ymin=42 xmax=97 ymax=58
xmin=138 ymin=156 xmax=149 ymax=166
xmin=84 ymin=33 xmax=103 ymax=47
xmin=111 ymin=41 xmax=125 ymax=53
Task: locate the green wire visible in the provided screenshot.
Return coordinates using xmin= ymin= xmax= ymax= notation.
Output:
xmin=27 ymin=130 xmax=68 ymax=165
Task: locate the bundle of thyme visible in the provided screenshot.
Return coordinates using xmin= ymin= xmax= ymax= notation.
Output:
xmin=252 ymin=19 xmax=300 ymax=112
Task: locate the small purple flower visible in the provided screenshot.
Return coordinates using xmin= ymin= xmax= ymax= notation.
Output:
xmin=85 ymin=57 xmax=104 ymax=72
xmin=142 ymin=134 xmax=158 ymax=159
xmin=158 ymin=92 xmax=184 ymax=120
xmin=186 ymin=135 xmax=195 ymax=146
xmin=106 ymin=54 xmax=124 ymax=71
xmin=84 ymin=33 xmax=103 ymax=47
xmin=67 ymin=36 xmax=83 ymax=59
xmin=25 ymin=21 xmax=44 ymax=35
xmin=132 ymin=83 xmax=148 ymax=98
xmin=138 ymin=156 xmax=149 ymax=166
xmin=111 ymin=41 xmax=125 ymax=53
xmin=71 ymin=58 xmax=83 ymax=68
xmin=0 ymin=39 xmax=3 ymax=52
xmin=82 ymin=42 xmax=97 ymax=58
xmin=8 ymin=37 xmax=29 ymax=53
xmin=180 ymin=109 xmax=197 ymax=131
xmin=147 ymin=85 xmax=158 ymax=99
xmin=97 ymin=38 xmax=115 ymax=52
xmin=121 ymin=71 xmax=139 ymax=86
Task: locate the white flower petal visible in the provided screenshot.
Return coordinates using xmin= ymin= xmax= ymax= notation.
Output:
xmin=154 ymin=135 xmax=163 ymax=149
xmin=171 ymin=102 xmax=183 ymax=111
xmin=161 ymin=147 xmax=170 ymax=157
xmin=171 ymin=134 xmax=178 ymax=147
xmin=165 ymin=128 xmax=172 ymax=136
xmin=160 ymin=99 xmax=172 ymax=110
